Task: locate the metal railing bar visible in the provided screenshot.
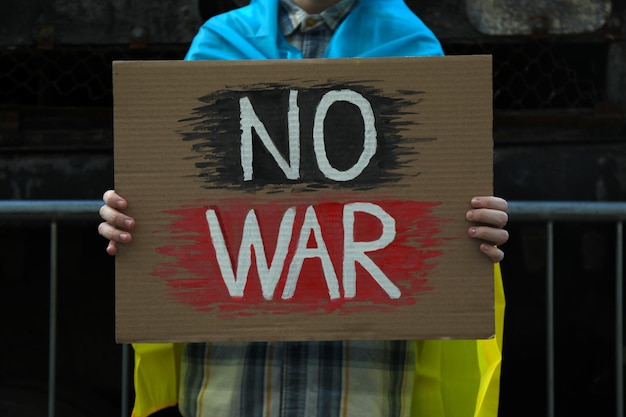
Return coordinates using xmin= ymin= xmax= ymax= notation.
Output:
xmin=546 ymin=221 xmax=555 ymax=417
xmin=0 ymin=200 xmax=102 ymax=220
xmin=508 ymin=201 xmax=626 ymax=221
xmin=617 ymin=221 xmax=624 ymax=417
xmin=48 ymin=221 xmax=58 ymax=417
xmin=0 ymin=200 xmax=625 ymax=221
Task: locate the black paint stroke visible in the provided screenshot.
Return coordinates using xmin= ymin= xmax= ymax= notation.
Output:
xmin=177 ymin=80 xmax=435 ymax=192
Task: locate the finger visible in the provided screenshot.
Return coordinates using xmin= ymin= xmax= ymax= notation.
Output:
xmin=99 ymin=204 xmax=135 ymax=230
xmin=471 ymin=196 xmax=508 ymax=211
xmin=103 ymin=189 xmax=128 ymax=210
xmin=480 ymin=243 xmax=504 ymax=263
xmin=466 ymin=208 xmax=508 ymax=229
xmin=98 ymin=221 xmax=132 ymax=244
xmin=106 ymin=240 xmax=118 ymax=256
xmin=468 ymin=226 xmax=509 ymax=246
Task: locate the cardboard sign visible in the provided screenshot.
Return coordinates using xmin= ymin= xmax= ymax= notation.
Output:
xmin=113 ymin=56 xmax=494 ymax=343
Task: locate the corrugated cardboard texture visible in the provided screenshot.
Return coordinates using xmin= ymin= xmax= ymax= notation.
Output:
xmin=113 ymin=56 xmax=494 ymax=343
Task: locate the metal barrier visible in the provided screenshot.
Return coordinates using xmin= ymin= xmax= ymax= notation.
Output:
xmin=0 ymin=200 xmax=128 ymax=417
xmin=509 ymin=202 xmax=625 ymax=417
xmin=0 ymin=200 xmax=624 ymax=417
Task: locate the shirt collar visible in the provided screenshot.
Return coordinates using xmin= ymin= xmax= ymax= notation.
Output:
xmin=279 ymin=0 xmax=357 ymax=35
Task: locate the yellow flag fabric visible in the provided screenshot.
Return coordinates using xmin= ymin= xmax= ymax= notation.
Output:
xmin=131 ymin=265 xmax=504 ymax=417
xmin=131 ymin=343 xmax=184 ymax=417
xmin=411 ymin=263 xmax=505 ymax=417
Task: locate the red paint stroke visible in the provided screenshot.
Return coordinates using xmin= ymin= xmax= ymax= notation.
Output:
xmin=152 ymin=197 xmax=448 ymax=318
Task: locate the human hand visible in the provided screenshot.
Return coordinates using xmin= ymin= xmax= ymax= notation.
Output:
xmin=466 ymin=196 xmax=509 ymax=262
xmin=98 ymin=190 xmax=135 ymax=256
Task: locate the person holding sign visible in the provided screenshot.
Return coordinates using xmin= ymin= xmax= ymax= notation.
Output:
xmin=98 ymin=0 xmax=509 ymax=416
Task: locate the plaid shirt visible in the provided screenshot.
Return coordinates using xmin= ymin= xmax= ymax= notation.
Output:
xmin=179 ymin=2 xmax=415 ymax=416
xmin=179 ymin=341 xmax=415 ymax=417
xmin=279 ymin=0 xmax=357 ymax=58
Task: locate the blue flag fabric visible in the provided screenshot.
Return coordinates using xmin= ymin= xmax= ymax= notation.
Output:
xmin=185 ymin=0 xmax=444 ymax=61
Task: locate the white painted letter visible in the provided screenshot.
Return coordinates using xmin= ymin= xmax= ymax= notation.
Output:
xmin=313 ymin=90 xmax=377 ymax=181
xmin=240 ymin=90 xmax=300 ymax=181
xmin=343 ymin=202 xmax=400 ymax=299
xmin=206 ymin=207 xmax=296 ymax=299
xmin=282 ymin=206 xmax=340 ymax=300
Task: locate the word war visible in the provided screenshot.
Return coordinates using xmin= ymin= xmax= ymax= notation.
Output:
xmin=157 ymin=199 xmax=444 ymax=314
xmin=207 ymin=202 xmax=398 ymax=301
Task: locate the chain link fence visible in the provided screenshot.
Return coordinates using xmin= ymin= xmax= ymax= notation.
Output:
xmin=0 ymin=41 xmax=610 ymax=110
xmin=1 ymin=46 xmax=188 ymax=107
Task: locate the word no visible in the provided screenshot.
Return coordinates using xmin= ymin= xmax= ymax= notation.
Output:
xmin=240 ymin=89 xmax=376 ymax=182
